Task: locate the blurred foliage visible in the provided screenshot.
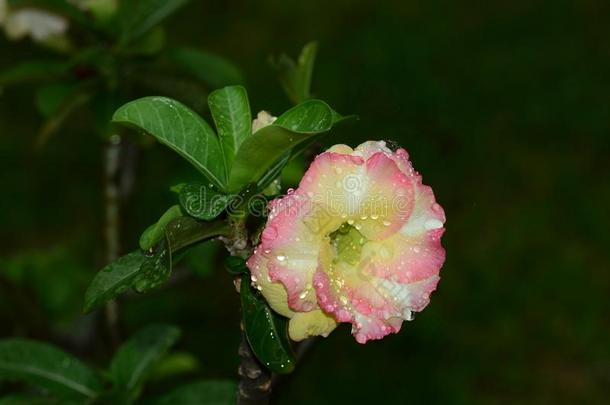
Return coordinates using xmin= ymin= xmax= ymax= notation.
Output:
xmin=1 ymin=0 xmax=609 ymax=404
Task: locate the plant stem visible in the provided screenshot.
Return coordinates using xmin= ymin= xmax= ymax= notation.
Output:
xmin=237 ymin=323 xmax=272 ymax=405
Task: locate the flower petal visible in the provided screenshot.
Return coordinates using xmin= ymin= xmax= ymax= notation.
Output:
xmin=288 ymin=309 xmax=337 ymax=341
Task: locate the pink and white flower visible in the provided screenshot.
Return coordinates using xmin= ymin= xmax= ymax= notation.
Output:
xmin=247 ymin=141 xmax=446 ymax=343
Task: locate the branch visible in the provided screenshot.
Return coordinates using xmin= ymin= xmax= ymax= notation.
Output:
xmin=237 ymin=324 xmax=272 ymax=405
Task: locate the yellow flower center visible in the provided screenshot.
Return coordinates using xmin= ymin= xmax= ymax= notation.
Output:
xmin=329 ymin=223 xmax=367 ymax=266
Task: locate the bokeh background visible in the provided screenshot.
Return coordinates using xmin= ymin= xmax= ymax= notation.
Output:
xmin=1 ymin=0 xmax=609 ymax=403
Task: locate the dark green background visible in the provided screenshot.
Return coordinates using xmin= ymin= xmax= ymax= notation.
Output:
xmin=1 ymin=0 xmax=609 ymax=403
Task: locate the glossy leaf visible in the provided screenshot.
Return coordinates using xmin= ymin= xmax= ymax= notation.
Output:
xmin=134 ymin=217 xmax=229 ymax=293
xmin=0 ymin=339 xmax=102 ymax=399
xmin=118 ymin=0 xmax=190 ymax=44
xmin=85 ymin=217 xmax=228 ymax=310
xmin=240 ymin=277 xmax=295 ymax=374
xmin=139 ymin=205 xmax=183 ymax=251
xmin=151 ymin=380 xmax=236 ymax=405
xmin=164 ymin=216 xmax=229 ymax=252
xmin=255 ymin=108 xmax=356 ymax=190
xmin=133 ymin=239 xmax=172 ymax=293
xmin=208 ymin=86 xmax=252 ymax=169
xmin=168 ymin=46 xmax=244 ymax=88
xmin=113 ymin=97 xmax=227 ymax=190
xmin=228 ymin=99 xmax=334 ymax=191
xmin=83 ymin=251 xmax=148 ymax=313
xmin=178 ymin=183 xmax=230 ymax=221
xmin=110 ymin=324 xmax=181 ymax=393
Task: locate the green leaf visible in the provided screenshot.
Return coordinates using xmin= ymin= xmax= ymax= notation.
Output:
xmin=208 ymin=86 xmax=252 ymax=169
xmin=118 ymin=0 xmax=190 ymax=44
xmin=133 ymin=239 xmax=172 ymax=293
xmin=240 ymin=277 xmax=295 ymax=374
xmin=0 ymin=339 xmax=102 ymax=399
xmin=178 ymin=183 xmax=230 ymax=221
xmin=139 ymin=205 xmax=183 ymax=251
xmin=151 ymin=380 xmax=236 ymax=405
xmin=85 ymin=218 xmax=228 ymax=311
xmin=164 ymin=216 xmax=229 ymax=252
xmin=110 ymin=325 xmax=180 ymax=395
xmin=228 ymin=99 xmax=334 ymax=191
xmin=224 ymin=256 xmax=248 ymax=275
xmin=112 ymin=96 xmax=227 ymax=191
xmin=0 ymin=60 xmax=67 ymax=86
xmin=83 ymin=251 xmax=148 ymax=313
xmin=274 ymin=41 xmax=318 ymax=104
xmin=167 ymin=46 xmax=244 ymax=88
xmin=134 ymin=216 xmax=229 ymax=293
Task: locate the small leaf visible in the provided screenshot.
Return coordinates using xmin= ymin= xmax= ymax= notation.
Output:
xmin=151 ymin=380 xmax=236 ymax=405
xmin=0 ymin=339 xmax=102 ymax=399
xmin=133 ymin=239 xmax=172 ymax=293
xmin=84 ymin=251 xmax=148 ymax=313
xmin=274 ymin=41 xmax=318 ymax=104
xmin=118 ymin=0 xmax=190 ymax=44
xmin=224 ymin=256 xmax=248 ymax=275
xmin=208 ymin=86 xmax=252 ymax=169
xmin=179 ymin=182 xmax=230 ymax=221
xmin=240 ymin=277 xmax=295 ymax=374
xmin=228 ymin=99 xmax=334 ymax=191
xmin=139 ymin=205 xmax=183 ymax=250
xmin=168 ymin=46 xmax=244 ymax=88
xmin=134 ymin=217 xmax=229 ymax=293
xmin=110 ymin=324 xmax=181 ymax=395
xmin=113 ymin=96 xmax=227 ymax=191
xmin=164 ymin=216 xmax=229 ymax=252
xmin=85 ymin=218 xmax=229 ymax=311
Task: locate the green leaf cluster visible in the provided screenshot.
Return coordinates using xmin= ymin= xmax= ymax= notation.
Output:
xmin=0 ymin=325 xmax=235 ymax=404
